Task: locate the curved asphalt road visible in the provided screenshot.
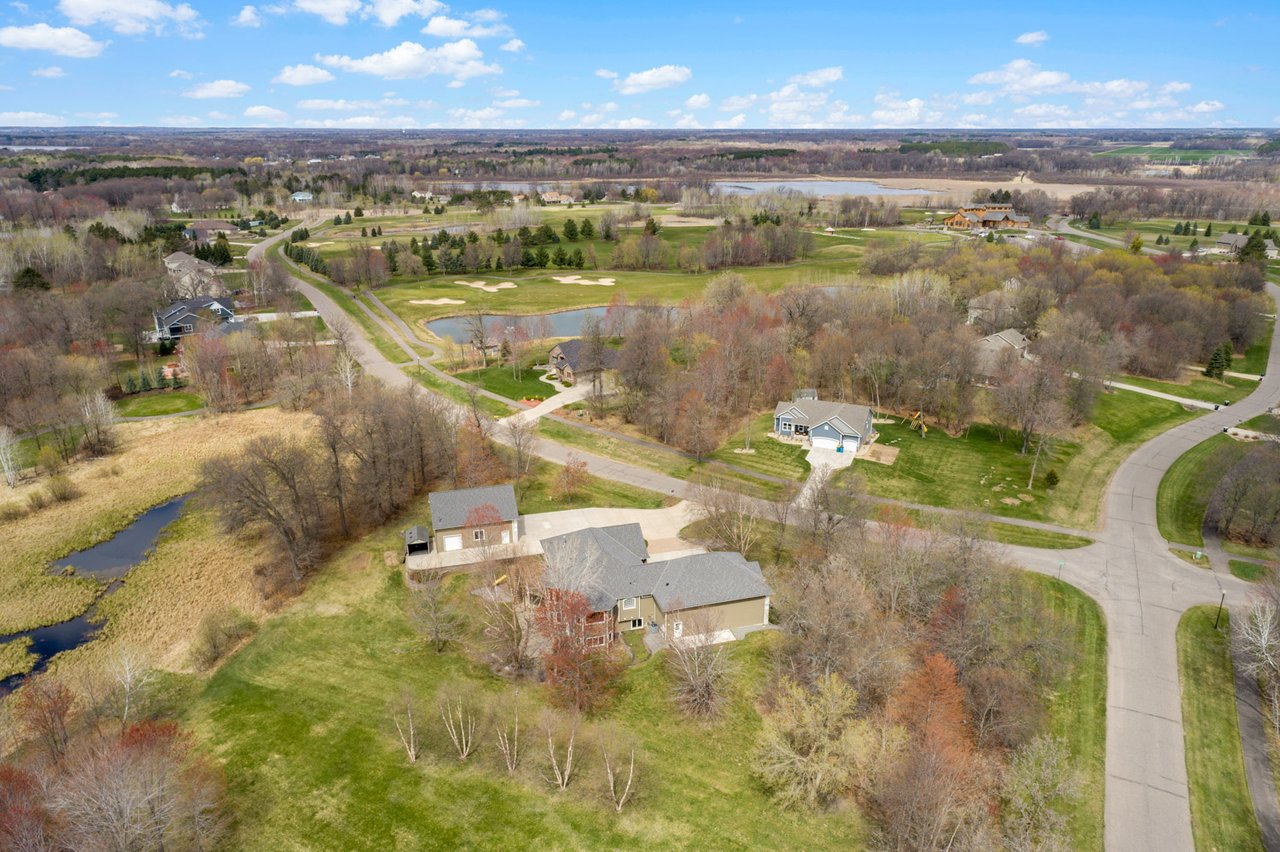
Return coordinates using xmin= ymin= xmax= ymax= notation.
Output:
xmin=257 ymin=222 xmax=1280 ymax=850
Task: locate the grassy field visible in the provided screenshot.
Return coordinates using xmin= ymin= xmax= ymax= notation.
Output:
xmin=1177 ymin=605 xmax=1264 ymax=852
xmin=1118 ymin=372 xmax=1255 ymax=405
xmin=454 ymin=365 xmax=555 ymax=401
xmin=1095 ymin=146 xmax=1251 ymax=162
xmin=405 ymin=366 xmax=518 ymax=419
xmin=1230 ymin=560 xmax=1271 ymax=582
xmin=0 ymin=408 xmax=315 ymax=636
xmin=0 ymin=637 xmax=36 ymax=680
xmin=516 ymin=456 xmax=673 ymax=514
xmin=115 ymin=390 xmax=204 ymax=418
xmin=1238 ymin=316 xmax=1275 ymax=376
xmin=982 ymin=522 xmax=1093 ymax=549
xmin=1070 ymin=216 xmax=1252 ymax=255
xmin=1156 ymin=434 xmax=1246 ymax=547
xmin=182 ymin=553 xmax=869 ymax=850
xmin=845 ymin=391 xmax=1199 ymax=530
xmin=1240 ymin=413 xmax=1280 ymax=435
xmin=708 ymin=412 xmax=810 ymax=481
xmin=1020 ymin=574 xmax=1106 ymax=849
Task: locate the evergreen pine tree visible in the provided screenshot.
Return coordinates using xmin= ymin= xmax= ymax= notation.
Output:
xmin=343 ymin=212 xmax=353 ymax=224
xmin=125 ymin=373 xmax=138 ymax=394
xmin=139 ymin=370 xmax=152 ymax=392
xmin=1189 ymin=238 xmax=1199 ymax=252
xmin=1173 ymin=222 xmax=1183 ymax=236
xmin=580 ymin=218 xmax=595 ymax=238
xmin=1204 ymin=223 xmax=1213 ymax=237
xmin=1263 ymin=211 xmax=1272 ymax=226
xmin=563 ymin=218 xmax=579 ymax=241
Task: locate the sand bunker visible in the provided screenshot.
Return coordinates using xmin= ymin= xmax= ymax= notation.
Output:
xmin=410 ymin=298 xmax=466 ymax=306
xmin=457 ymin=280 xmax=517 ymax=293
xmin=553 ymin=275 xmax=616 ymax=286
xmin=305 ymin=241 xmax=335 ymax=248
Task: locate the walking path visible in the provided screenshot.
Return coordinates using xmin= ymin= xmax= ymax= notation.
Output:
xmin=257 ymin=223 xmax=1280 ymax=850
xmin=1105 ymin=380 xmax=1218 ymax=410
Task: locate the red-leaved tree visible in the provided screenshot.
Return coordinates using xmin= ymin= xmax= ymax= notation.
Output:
xmin=534 ymin=589 xmax=623 ymax=712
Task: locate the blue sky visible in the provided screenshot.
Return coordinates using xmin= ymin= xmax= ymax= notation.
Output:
xmin=0 ymin=1 xmax=1276 ymax=129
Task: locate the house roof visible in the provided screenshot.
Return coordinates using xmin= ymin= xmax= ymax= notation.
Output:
xmin=428 ymin=483 xmax=518 ymax=531
xmin=551 ymin=338 xmax=619 ymax=373
xmin=980 ymin=328 xmax=1030 ymax=350
xmin=773 ymin=399 xmax=873 ymax=438
xmin=539 ymin=526 xmax=770 ymax=613
xmin=156 ymin=296 xmax=234 ymax=324
xmin=404 ymin=525 xmax=431 ymax=547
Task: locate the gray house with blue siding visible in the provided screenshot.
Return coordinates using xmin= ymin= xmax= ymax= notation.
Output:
xmin=773 ymin=399 xmax=876 ymax=453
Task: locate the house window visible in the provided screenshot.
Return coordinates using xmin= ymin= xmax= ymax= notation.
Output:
xmin=473 ymin=529 xmax=485 ymax=541
xmin=621 ymin=597 xmax=636 ymax=610
xmin=780 ymin=421 xmax=792 ymax=432
xmin=630 ymin=618 xmax=643 ymax=629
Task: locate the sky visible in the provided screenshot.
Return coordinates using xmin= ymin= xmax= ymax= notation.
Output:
xmin=0 ymin=1 xmax=1276 ymax=130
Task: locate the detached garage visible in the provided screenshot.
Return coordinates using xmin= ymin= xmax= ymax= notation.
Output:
xmin=427 ymin=483 xmax=520 ymax=555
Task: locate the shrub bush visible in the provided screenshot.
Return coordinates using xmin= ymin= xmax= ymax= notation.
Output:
xmin=189 ymin=607 xmax=256 ymax=669
xmin=46 ymin=475 xmax=80 ymax=503
xmin=0 ymin=502 xmax=26 ymax=522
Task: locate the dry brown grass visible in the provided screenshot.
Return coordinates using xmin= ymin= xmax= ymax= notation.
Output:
xmin=0 ymin=638 xmax=36 ymax=680
xmin=0 ymin=408 xmax=314 ymax=635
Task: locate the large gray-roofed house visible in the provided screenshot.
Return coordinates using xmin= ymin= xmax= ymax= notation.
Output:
xmin=153 ymin=296 xmax=235 ymax=340
xmin=539 ymin=525 xmax=772 ymax=644
xmin=773 ymin=398 xmax=875 ymax=453
xmin=548 ymin=338 xmax=619 ymax=385
xmin=975 ymin=328 xmax=1033 ymax=381
xmin=428 ymin=483 xmax=519 ymax=554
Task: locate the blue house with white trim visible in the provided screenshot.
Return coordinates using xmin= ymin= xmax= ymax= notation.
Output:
xmin=773 ymin=398 xmax=875 ymax=453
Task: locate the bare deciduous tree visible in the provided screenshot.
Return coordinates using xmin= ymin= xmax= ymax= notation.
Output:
xmin=691 ymin=481 xmax=764 ymax=555
xmin=602 ymin=746 xmax=637 ymax=814
xmin=390 ymin=689 xmax=420 ymax=764
xmin=440 ymin=694 xmax=478 ymax=762
xmin=108 ymin=647 xmax=153 ymax=732
xmin=78 ymin=389 xmax=117 ymax=456
xmin=493 ymin=694 xmax=523 ymax=775
xmin=665 ymin=610 xmax=731 ymax=717
xmin=407 ymin=577 xmax=462 ymax=653
xmin=0 ymin=425 xmax=18 ymax=488
xmin=1237 ymin=596 xmax=1280 ymax=735
xmin=544 ymin=712 xmax=578 ymax=791
xmin=503 ymin=417 xmax=537 ymax=498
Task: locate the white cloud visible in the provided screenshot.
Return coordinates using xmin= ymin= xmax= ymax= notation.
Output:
xmin=422 ymin=10 xmax=510 ymax=38
xmin=1188 ymin=100 xmax=1224 ymax=113
xmin=76 ymin=110 xmax=118 ymax=119
xmin=594 ymin=68 xmax=617 ymax=79
xmin=614 ymin=64 xmax=691 ymax=95
xmin=714 ymin=113 xmax=746 ymax=129
xmin=600 ymin=117 xmax=653 ymax=129
xmin=969 ymin=59 xmax=1071 ymax=94
xmin=448 ymin=106 xmax=502 ymax=124
xmin=169 ymin=68 xmax=192 ymax=78
xmin=493 ymin=86 xmax=518 ymax=97
xmin=962 ymin=91 xmax=995 ymax=105
xmin=58 ymin=0 xmax=203 ymax=37
xmin=32 ymin=65 xmax=66 ymax=77
xmin=0 ymin=23 xmax=105 ymax=57
xmin=1015 ymin=30 xmax=1048 ymax=46
xmin=1161 ymin=81 xmax=1192 ymax=94
xmin=297 ymin=96 xmax=407 ymax=109
xmin=292 ymin=0 xmax=360 ymax=25
xmin=158 ymin=114 xmax=204 ymax=126
xmin=295 ymin=114 xmax=418 ymax=128
xmin=720 ymin=94 xmax=757 ymax=111
xmin=557 ymin=109 xmax=575 ymax=121
xmin=672 ymin=112 xmax=701 ymax=129
xmin=788 ymin=66 xmax=843 ymax=87
xmin=184 ymin=79 xmax=251 ymax=99
xmin=318 ymin=39 xmax=500 ymax=81
xmin=495 ymin=97 xmax=538 ymax=108
xmin=684 ymin=92 xmax=710 ymax=110
xmin=499 ymin=38 xmax=523 ymax=52
xmin=363 ymin=0 xmax=444 ymax=26
xmin=0 ymin=110 xmax=65 ymax=125
xmin=232 ymin=5 xmax=261 ymax=26
xmin=273 ymin=63 xmax=335 ymax=85
xmin=1013 ymin=102 xmax=1073 ymax=119
xmin=870 ymin=89 xmax=942 ymax=127
xmin=245 ymin=104 xmax=288 ymax=121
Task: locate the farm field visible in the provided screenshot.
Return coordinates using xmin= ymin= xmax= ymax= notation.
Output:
xmin=1094 ymin=146 xmax=1252 ymax=162
xmin=1177 ymin=606 xmax=1264 ymax=852
xmin=841 ymin=390 xmax=1201 ymax=530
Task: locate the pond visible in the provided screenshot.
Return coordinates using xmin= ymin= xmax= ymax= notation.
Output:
xmin=711 ymin=179 xmax=932 ymax=197
xmin=426 ymin=306 xmax=615 ymax=343
xmin=0 ymin=496 xmax=188 ymax=694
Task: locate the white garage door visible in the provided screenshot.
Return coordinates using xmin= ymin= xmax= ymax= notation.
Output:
xmin=443 ymin=534 xmax=463 ymax=552
xmin=811 ymin=435 xmax=839 ymax=450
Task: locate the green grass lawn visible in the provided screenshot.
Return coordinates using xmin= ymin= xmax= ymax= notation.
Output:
xmin=708 ymin=412 xmax=810 ymax=481
xmin=114 ymin=391 xmax=204 ymax=418
xmin=517 ymin=456 xmax=673 ymax=514
xmin=983 ymin=522 xmax=1094 ymax=550
xmin=1020 ymin=574 xmax=1106 ymax=850
xmin=1177 ymin=605 xmax=1264 ymax=852
xmin=1240 ymin=414 xmax=1280 ymax=435
xmin=1224 ymin=540 xmax=1280 ymax=563
xmin=845 ymin=391 xmax=1198 ymax=530
xmin=1118 ymin=372 xmax=1255 ymax=405
xmin=1238 ymin=316 xmax=1275 ymax=376
xmin=183 ymin=561 xmax=867 ymax=850
xmin=1230 ymin=560 xmax=1271 ymax=582
xmin=537 ymin=418 xmax=789 ymax=501
xmin=454 ymin=365 xmax=555 ymax=401
xmin=1156 ymin=434 xmax=1247 ymax=547
xmin=405 ymin=366 xmax=517 ymax=419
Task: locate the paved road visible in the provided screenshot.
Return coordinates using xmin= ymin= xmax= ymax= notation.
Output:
xmin=258 ymin=222 xmax=1280 ymax=849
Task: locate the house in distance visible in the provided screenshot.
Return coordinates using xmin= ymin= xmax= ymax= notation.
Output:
xmin=427 ymin=483 xmax=519 ymax=553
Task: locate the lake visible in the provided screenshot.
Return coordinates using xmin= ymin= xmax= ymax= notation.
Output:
xmin=712 ymin=179 xmax=932 ymax=197
xmin=0 ymin=496 xmax=188 ymax=693
xmin=426 ymin=306 xmax=615 ymax=343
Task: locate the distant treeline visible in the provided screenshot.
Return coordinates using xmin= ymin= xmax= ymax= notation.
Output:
xmin=23 ymin=164 xmax=248 ymax=191
xmin=714 ymin=148 xmax=799 ymax=160
xmin=898 ymin=141 xmax=1011 ymax=156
